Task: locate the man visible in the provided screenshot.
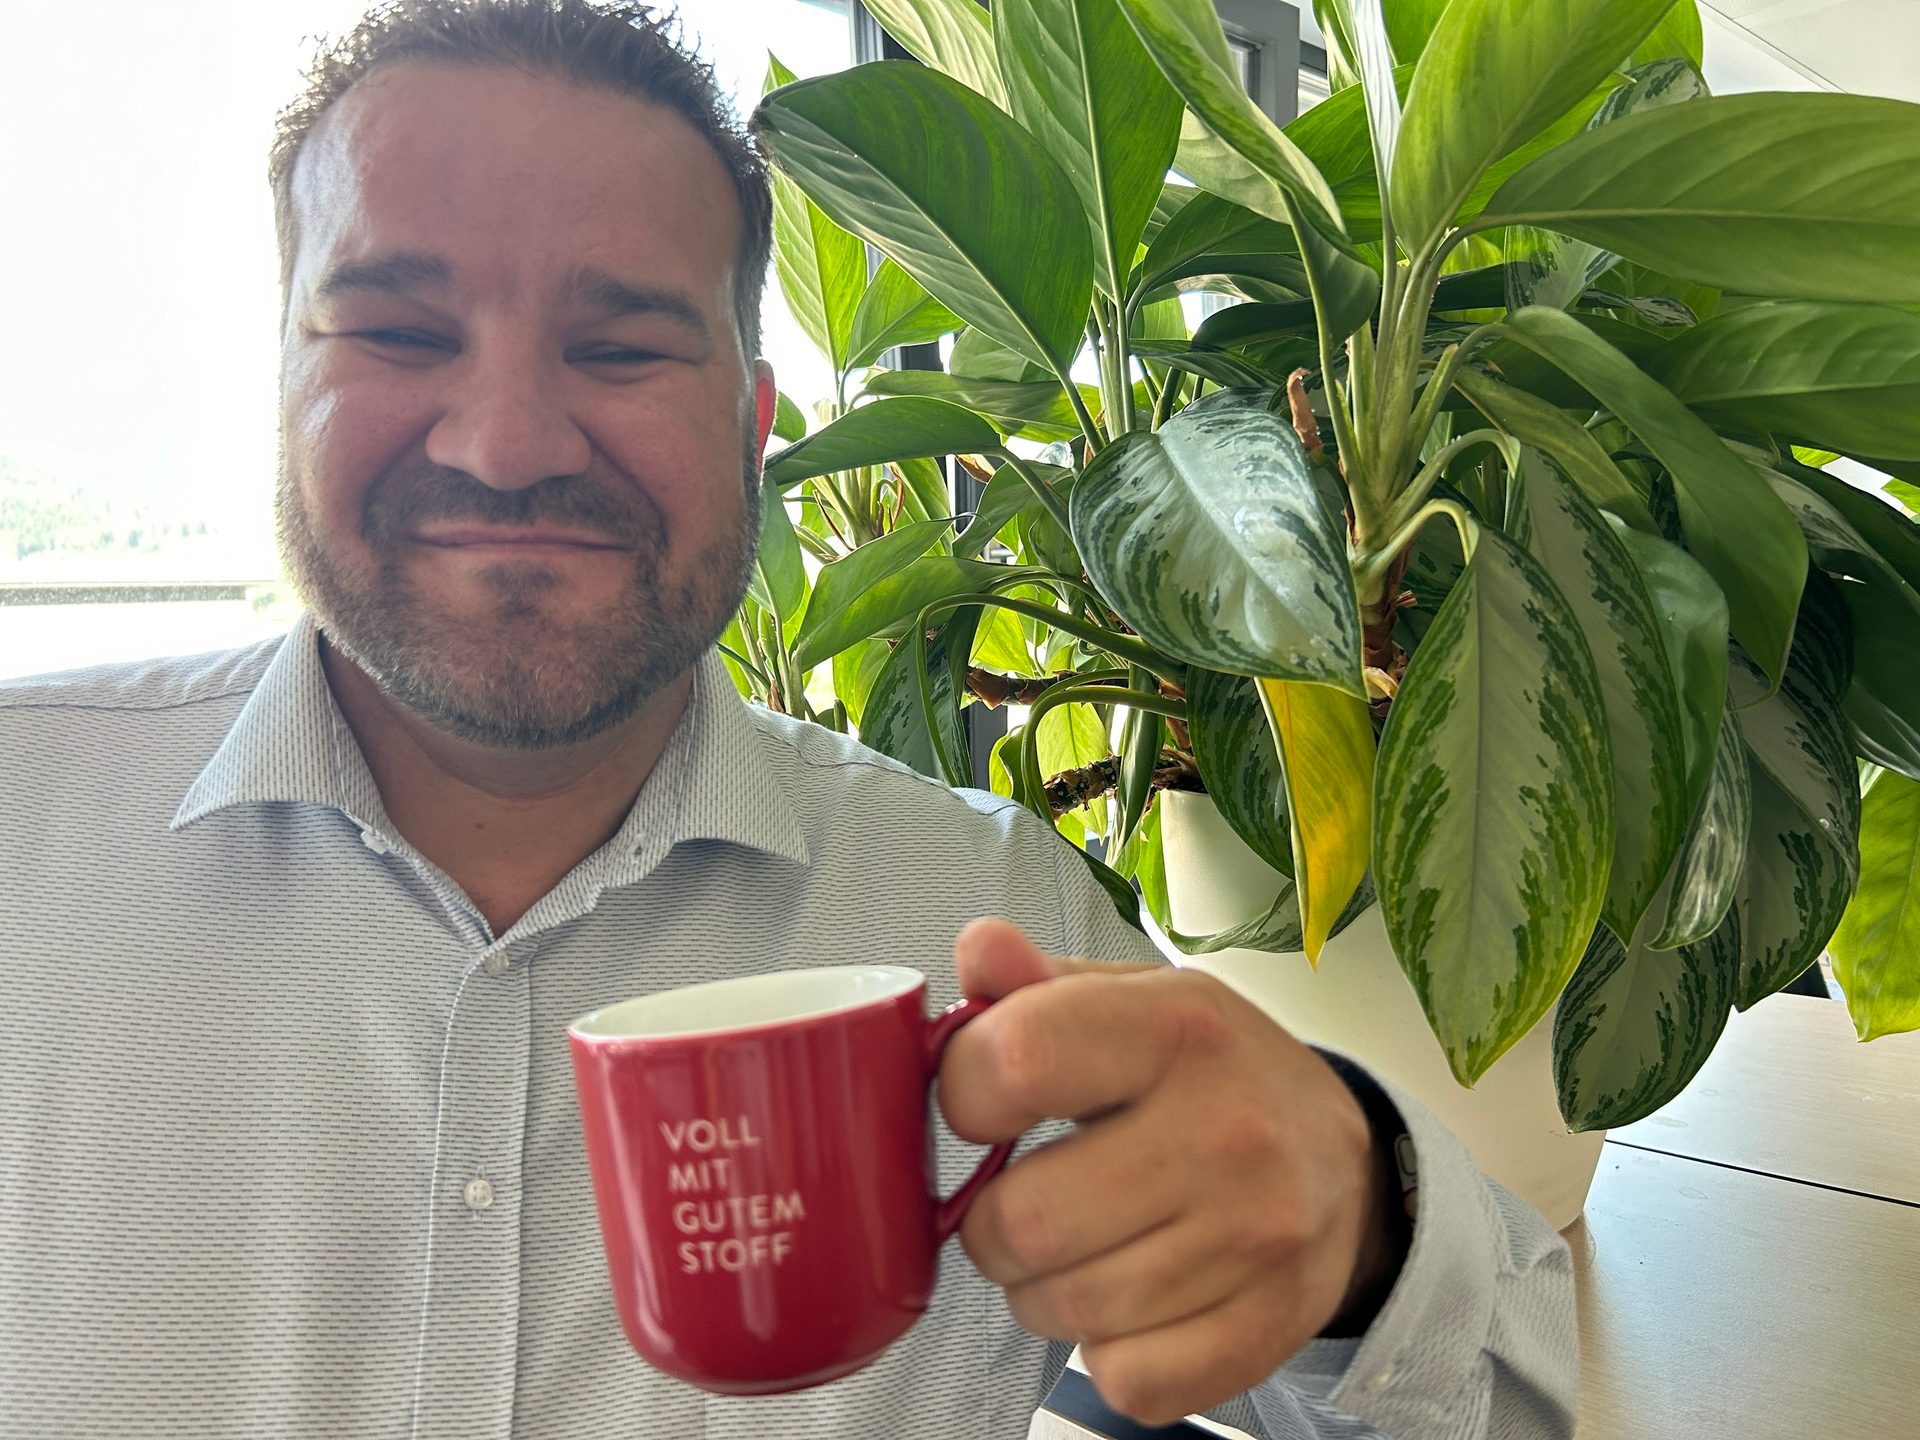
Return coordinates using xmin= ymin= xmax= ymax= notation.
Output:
xmin=0 ymin=3 xmax=1575 ymax=1437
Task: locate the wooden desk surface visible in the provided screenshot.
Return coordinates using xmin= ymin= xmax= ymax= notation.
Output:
xmin=1574 ymin=1145 xmax=1920 ymax=1439
xmin=1610 ymin=994 xmax=1920 ymax=1203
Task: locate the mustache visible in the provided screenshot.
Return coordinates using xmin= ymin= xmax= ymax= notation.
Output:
xmin=362 ymin=465 xmax=656 ymax=545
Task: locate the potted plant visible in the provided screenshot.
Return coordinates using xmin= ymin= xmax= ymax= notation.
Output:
xmin=731 ymin=0 xmax=1920 ymax=1224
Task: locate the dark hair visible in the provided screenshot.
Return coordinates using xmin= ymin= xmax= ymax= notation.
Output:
xmin=269 ymin=0 xmax=772 ymax=358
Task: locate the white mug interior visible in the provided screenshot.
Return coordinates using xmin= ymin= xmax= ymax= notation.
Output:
xmin=570 ymin=965 xmax=925 ymax=1041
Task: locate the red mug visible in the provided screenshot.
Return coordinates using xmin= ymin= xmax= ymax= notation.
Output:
xmin=567 ymin=966 xmax=1015 ymax=1395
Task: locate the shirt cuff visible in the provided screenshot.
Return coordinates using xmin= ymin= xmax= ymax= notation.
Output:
xmin=1261 ymin=1063 xmax=1502 ymax=1435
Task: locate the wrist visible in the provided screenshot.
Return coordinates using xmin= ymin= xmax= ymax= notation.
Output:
xmin=1319 ymin=1053 xmax=1416 ymax=1338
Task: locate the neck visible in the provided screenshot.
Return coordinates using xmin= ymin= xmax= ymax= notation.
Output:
xmin=320 ymin=634 xmax=694 ymax=935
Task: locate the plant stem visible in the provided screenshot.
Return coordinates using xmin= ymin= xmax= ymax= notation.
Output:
xmin=1377 ymin=428 xmax=1514 ymax=541
xmin=1152 ymin=365 xmax=1187 ymax=430
xmin=993 ymin=448 xmax=1073 ymax=535
xmin=915 ymin=591 xmax=1173 ymax=679
xmin=715 ymin=641 xmax=768 ymax=687
xmin=1352 ymin=496 xmax=1477 ymax=599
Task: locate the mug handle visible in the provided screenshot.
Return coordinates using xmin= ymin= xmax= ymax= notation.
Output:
xmin=924 ymin=996 xmax=1019 ymax=1245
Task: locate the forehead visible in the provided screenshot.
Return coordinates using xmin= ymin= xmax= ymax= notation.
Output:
xmin=287 ymin=62 xmax=743 ymax=305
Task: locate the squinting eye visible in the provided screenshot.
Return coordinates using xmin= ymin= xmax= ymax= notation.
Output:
xmin=356 ymin=330 xmax=448 ymax=351
xmin=576 ymin=348 xmax=665 ymax=366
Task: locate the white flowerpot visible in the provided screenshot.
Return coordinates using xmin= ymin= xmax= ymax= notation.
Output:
xmin=1159 ymin=790 xmax=1604 ymax=1230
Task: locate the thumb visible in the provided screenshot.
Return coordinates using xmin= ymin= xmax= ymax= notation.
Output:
xmin=953 ymin=917 xmax=1137 ymax=1001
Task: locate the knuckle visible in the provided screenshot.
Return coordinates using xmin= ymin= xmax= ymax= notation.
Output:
xmin=979 ymin=1174 xmax=1059 ymax=1277
xmin=983 ymin=1006 xmax=1057 ymax=1109
xmin=1165 ymin=975 xmax=1238 ymax=1059
xmin=1085 ymin=1352 xmax=1176 ymax=1427
xmin=1210 ymin=1105 xmax=1285 ymax=1171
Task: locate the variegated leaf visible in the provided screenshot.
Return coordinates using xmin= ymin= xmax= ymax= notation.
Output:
xmin=1648 ymin=709 xmax=1751 ymax=951
xmin=1552 ymin=903 xmax=1738 ymax=1132
xmin=1607 ymin=519 xmax=1728 ymax=812
xmin=861 ymin=0 xmax=1009 ymax=108
xmin=1374 ymin=524 xmax=1615 ymax=1085
xmin=1168 ymin=873 xmax=1376 ymax=956
xmin=1186 ymin=668 xmax=1293 ymax=876
xmin=1257 ymin=677 xmax=1375 ymax=960
xmin=1727 ymin=646 xmax=1862 ymax=1007
xmin=1069 ymin=389 xmax=1363 ymax=689
xmin=859 ymin=606 xmax=982 ymax=784
xmin=1516 ymin=451 xmax=1690 ymax=940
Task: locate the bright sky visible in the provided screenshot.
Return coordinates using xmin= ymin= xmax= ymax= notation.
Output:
xmin=0 ymin=0 xmax=849 ymax=581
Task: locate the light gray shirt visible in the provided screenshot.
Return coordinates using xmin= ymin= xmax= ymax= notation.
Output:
xmin=0 ymin=615 xmax=1576 ymax=1439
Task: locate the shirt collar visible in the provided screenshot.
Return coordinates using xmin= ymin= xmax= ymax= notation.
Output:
xmin=172 ymin=613 xmax=811 ymax=868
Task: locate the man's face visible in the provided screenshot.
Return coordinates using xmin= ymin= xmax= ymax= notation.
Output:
xmin=278 ymin=63 xmax=774 ymax=749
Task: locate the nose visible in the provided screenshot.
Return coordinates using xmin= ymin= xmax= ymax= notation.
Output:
xmin=424 ymin=347 xmax=593 ymax=491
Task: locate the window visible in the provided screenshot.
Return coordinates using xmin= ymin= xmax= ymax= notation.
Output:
xmin=0 ymin=0 xmax=852 ymax=680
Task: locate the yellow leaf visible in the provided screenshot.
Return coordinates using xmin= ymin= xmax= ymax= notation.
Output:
xmin=1256 ymin=677 xmax=1375 ymax=963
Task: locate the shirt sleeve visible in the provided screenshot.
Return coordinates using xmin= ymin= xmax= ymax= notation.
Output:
xmin=1041 ymin=821 xmax=1579 ymax=1440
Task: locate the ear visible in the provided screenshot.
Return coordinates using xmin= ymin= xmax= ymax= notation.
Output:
xmin=750 ymin=359 xmax=778 ymax=470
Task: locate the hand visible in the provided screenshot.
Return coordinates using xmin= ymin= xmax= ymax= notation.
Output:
xmin=941 ymin=919 xmax=1406 ymax=1428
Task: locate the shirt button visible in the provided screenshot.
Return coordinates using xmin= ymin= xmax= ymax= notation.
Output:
xmin=482 ymin=952 xmax=510 ymax=977
xmin=464 ymin=1178 xmax=494 ymax=1210
xmin=360 ymin=830 xmax=389 ymax=855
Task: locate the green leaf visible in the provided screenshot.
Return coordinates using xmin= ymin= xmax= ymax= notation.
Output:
xmin=864 ymin=369 xmax=1085 ymax=442
xmin=753 ymin=495 xmax=807 ymax=636
xmin=1390 ymin=0 xmax=1672 ymax=259
xmin=769 ymin=172 xmax=866 ymax=375
xmin=1502 ymin=58 xmax=1710 ymax=315
xmin=951 ymin=326 xmax=1051 ymax=384
xmin=1454 ymin=369 xmax=1657 ymax=533
xmin=998 ymin=0 xmax=1184 ymax=303
xmin=1069 ymin=389 xmax=1363 ymax=688
xmin=1516 ymin=451 xmax=1690 ymax=941
xmin=1129 ymin=339 xmax=1309 ymax=390
xmin=1552 ymin=905 xmax=1736 ymax=1132
xmin=956 ymin=461 xmax=1073 ymax=559
xmin=797 ymin=553 xmax=1010 ymax=672
xmin=1283 ymin=188 xmax=1383 ymax=346
xmin=846 ymin=259 xmax=966 ymax=371
xmin=1890 ymin=479 xmax=1920 ymax=515
xmin=1759 ymin=464 xmax=1920 ymax=778
xmin=1829 ymin=768 xmax=1920 ymax=1040
xmin=860 ymin=606 xmax=983 ymax=781
xmin=757 ymin=63 xmax=1095 ymax=374
xmin=860 ymin=0 xmax=1008 ymax=107
xmin=1647 ymin=708 xmax=1751 ymax=950
xmin=1632 ymin=0 xmax=1704 ymax=67
xmin=765 ymin=52 xmax=865 ymax=374
xmin=772 ymin=390 xmax=808 ymax=442
xmin=1607 ymin=519 xmax=1728 ymax=811
xmin=1476 ymin=93 xmax=1920 ymax=304
xmin=1116 ymin=0 xmax=1342 ymax=225
xmin=1727 ymin=647 xmax=1862 ymax=1009
xmin=1258 ymin=677 xmax=1375 ymax=961
xmin=1494 ymin=306 xmax=1807 ymax=687
xmin=761 ymin=396 xmax=1001 ymax=490
xmin=1129 ymin=191 xmax=1302 ymax=303
xmin=1374 ymin=524 xmax=1615 ymax=1085
xmin=833 ymin=635 xmax=890 ymax=728
xmin=790 ymin=522 xmax=949 ymax=665
xmin=1648 ymin=302 xmax=1920 ymax=462
xmin=1186 ymin=667 xmax=1292 ymax=876
xmin=1166 ymin=872 xmax=1376 ymax=956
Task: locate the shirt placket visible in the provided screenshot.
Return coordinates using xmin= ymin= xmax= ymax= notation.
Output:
xmin=409 ymin=936 xmax=536 ymax=1440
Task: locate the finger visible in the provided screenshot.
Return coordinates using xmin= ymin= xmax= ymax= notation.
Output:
xmin=1001 ymin=1213 xmax=1248 ymax=1344
xmin=959 ymin=1105 xmax=1187 ymax=1285
xmin=1080 ymin=1287 xmax=1312 ymax=1429
xmin=938 ymin=966 xmax=1203 ymax=1143
xmin=953 ymin=917 xmax=1151 ymax=1002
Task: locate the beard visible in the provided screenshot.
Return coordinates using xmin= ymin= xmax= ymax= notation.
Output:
xmin=277 ymin=443 xmax=760 ymax=751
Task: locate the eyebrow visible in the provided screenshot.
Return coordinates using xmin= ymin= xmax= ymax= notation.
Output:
xmin=314 ymin=251 xmax=452 ymax=301
xmin=569 ymin=267 xmax=712 ymax=340
xmin=311 ymin=254 xmax=713 ymax=340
